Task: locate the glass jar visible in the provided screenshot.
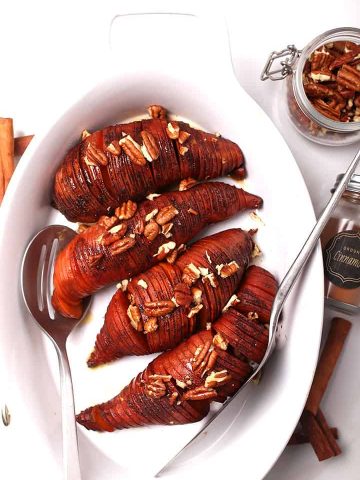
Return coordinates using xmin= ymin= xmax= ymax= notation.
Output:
xmin=261 ymin=28 xmax=360 ymax=146
xmin=321 ymin=174 xmax=360 ymax=314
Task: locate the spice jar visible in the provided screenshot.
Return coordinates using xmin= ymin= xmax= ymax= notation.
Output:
xmin=261 ymin=28 xmax=360 ymax=146
xmin=321 ymin=174 xmax=360 ymax=314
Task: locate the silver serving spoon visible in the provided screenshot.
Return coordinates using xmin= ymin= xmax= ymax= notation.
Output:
xmin=156 ymin=148 xmax=360 ymax=477
xmin=21 ymin=225 xmax=91 ymax=480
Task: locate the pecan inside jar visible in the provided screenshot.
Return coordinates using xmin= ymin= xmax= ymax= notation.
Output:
xmin=303 ymin=41 xmax=360 ymax=122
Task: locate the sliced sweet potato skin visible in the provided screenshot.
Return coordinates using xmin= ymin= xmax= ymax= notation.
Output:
xmin=53 ymin=119 xmax=246 ymax=223
xmin=77 ymin=265 xmax=278 ymax=432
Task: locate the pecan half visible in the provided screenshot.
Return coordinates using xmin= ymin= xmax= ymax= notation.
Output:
xmin=147 ymin=104 xmax=167 ymax=119
xmin=337 ymin=64 xmax=360 ymax=91
xmin=115 ymin=200 xmax=137 ymax=220
xmin=86 ymin=142 xmax=108 ymax=166
xmin=119 ymin=135 xmax=146 ymax=166
xmin=191 ymin=287 xmax=203 ymax=305
xmin=155 ymin=205 xmax=179 ymax=225
xmin=144 ymin=220 xmax=160 ymax=241
xmin=182 ymin=386 xmax=217 ymax=401
xmin=178 ymin=145 xmax=189 ymax=156
xmin=311 ymin=99 xmax=340 ymax=121
xmin=178 ymin=177 xmax=198 ymax=191
xmin=143 ymin=300 xmax=175 ymax=317
xmin=174 ymin=283 xmax=192 ymax=307
xmin=110 ymin=236 xmax=136 ymax=256
xmin=140 ymin=130 xmax=160 ymax=161
xmin=166 ymin=121 xmax=180 ymax=139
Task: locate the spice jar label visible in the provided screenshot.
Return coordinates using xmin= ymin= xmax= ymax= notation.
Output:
xmin=324 ymin=230 xmax=360 ymax=289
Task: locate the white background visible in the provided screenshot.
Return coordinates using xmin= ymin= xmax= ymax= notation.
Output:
xmin=0 ymin=0 xmax=359 ymax=479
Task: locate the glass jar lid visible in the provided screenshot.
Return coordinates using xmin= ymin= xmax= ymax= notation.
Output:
xmin=331 ymin=173 xmax=360 ymax=193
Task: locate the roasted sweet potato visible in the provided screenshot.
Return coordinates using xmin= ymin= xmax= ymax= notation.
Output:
xmin=87 ymin=229 xmax=254 ymax=367
xmin=53 ymin=117 xmax=245 ymax=223
xmin=76 ymin=266 xmax=278 ymax=431
xmin=52 ymin=182 xmax=262 ymax=319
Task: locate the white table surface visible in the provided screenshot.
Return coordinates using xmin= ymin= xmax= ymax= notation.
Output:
xmin=1 ymin=0 xmax=359 ymax=478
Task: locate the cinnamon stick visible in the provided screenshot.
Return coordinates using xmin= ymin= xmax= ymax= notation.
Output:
xmin=301 ymin=409 xmax=341 ymax=461
xmin=14 ymin=134 xmax=33 ymax=157
xmin=0 ymin=118 xmax=14 ymax=202
xmin=305 ymin=317 xmax=352 ymax=416
xmin=288 ymin=427 xmax=338 ymax=445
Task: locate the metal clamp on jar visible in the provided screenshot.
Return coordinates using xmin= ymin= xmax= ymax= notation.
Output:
xmin=261 ymin=27 xmax=360 ymax=146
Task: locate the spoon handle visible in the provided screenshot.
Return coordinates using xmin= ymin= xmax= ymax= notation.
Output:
xmin=56 ymin=345 xmax=82 ymax=480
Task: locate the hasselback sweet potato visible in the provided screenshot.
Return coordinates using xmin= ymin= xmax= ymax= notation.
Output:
xmin=87 ymin=229 xmax=254 ymax=367
xmin=52 ymin=182 xmax=262 ymax=319
xmin=53 ymin=116 xmax=245 ymax=223
xmin=76 ymin=266 xmax=278 ymax=431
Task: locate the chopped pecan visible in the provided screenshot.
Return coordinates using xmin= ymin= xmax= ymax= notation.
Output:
xmin=153 ymin=241 xmax=176 ymax=259
xmin=222 ymin=294 xmax=239 ymax=312
xmin=137 ymin=279 xmax=148 ymax=289
xmin=179 ymin=177 xmax=198 ymax=191
xmin=191 ymin=287 xmax=203 ymax=305
xmin=144 ymin=300 xmax=175 ymax=317
xmin=147 ymin=104 xmax=167 ymax=119
xmin=86 ymin=142 xmax=108 ymax=166
xmin=140 ymin=130 xmax=160 ymax=161
xmin=115 ymin=200 xmax=137 ymax=220
xmin=182 ymin=386 xmax=217 ymax=401
xmin=119 ymin=135 xmax=146 ymax=166
xmin=106 ymin=140 xmax=121 ymax=155
xmin=187 ymin=303 xmax=203 ymax=318
xmin=109 ymin=236 xmax=136 ymax=256
xmin=145 ymin=208 xmax=158 ymax=222
xmin=216 ymin=261 xmax=240 ymax=278
xmin=174 ymin=283 xmax=192 ymax=307
xmin=155 ymin=204 xmax=179 ymax=225
xmin=161 ymin=222 xmax=173 ymax=238
xmin=81 ymin=129 xmax=91 ymax=140
xmin=77 ymin=223 xmax=90 ymax=234
xmin=337 ymin=64 xmax=360 ymax=91
xmin=143 ymin=317 xmax=158 ymax=334
xmin=205 ymin=370 xmax=232 ymax=388
xmin=202 ymin=272 xmax=218 ymax=288
xmin=133 ymin=217 xmax=145 ymax=235
xmin=166 ymin=243 xmax=186 ymax=264
xmin=178 ymin=131 xmax=191 ymax=145
xmin=144 ymin=220 xmax=160 ymax=241
xmin=178 ymin=145 xmax=189 ymax=156
xmin=101 ymin=224 xmax=127 ymax=245
xmin=166 ymin=121 xmax=180 ymax=139
xmin=127 ymin=304 xmax=143 ymax=331
xmin=213 ymin=333 xmax=228 ymax=350
xmin=188 ymin=208 xmax=198 ymax=215
xmin=182 ymin=263 xmax=201 ymax=285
